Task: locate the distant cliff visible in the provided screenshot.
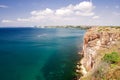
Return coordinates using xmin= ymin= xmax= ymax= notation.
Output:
xmin=76 ymin=27 xmax=120 ymax=80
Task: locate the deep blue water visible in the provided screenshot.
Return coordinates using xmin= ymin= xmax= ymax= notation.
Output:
xmin=0 ymin=28 xmax=85 ymax=80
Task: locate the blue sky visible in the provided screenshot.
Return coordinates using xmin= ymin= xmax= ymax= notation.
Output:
xmin=0 ymin=0 xmax=120 ymax=27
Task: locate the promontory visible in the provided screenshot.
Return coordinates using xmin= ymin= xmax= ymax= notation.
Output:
xmin=76 ymin=27 xmax=120 ymax=80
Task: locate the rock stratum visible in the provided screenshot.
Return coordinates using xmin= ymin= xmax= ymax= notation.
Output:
xmin=77 ymin=27 xmax=120 ymax=80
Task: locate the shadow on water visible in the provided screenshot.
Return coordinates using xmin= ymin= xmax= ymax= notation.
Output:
xmin=39 ymin=46 xmax=81 ymax=80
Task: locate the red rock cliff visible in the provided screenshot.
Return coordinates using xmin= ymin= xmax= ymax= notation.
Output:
xmin=77 ymin=27 xmax=120 ymax=80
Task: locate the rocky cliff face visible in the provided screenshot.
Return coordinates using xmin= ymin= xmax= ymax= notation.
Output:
xmin=77 ymin=27 xmax=120 ymax=80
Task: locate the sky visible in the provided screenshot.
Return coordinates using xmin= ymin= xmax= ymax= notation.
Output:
xmin=0 ymin=0 xmax=120 ymax=27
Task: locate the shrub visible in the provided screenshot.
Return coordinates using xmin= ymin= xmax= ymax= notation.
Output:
xmin=103 ymin=52 xmax=120 ymax=64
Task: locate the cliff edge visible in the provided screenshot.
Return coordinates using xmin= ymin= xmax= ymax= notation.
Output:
xmin=77 ymin=27 xmax=120 ymax=80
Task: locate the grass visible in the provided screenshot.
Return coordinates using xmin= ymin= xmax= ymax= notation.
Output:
xmin=97 ymin=27 xmax=120 ymax=33
xmin=110 ymin=64 xmax=117 ymax=68
xmin=91 ymin=52 xmax=120 ymax=80
xmin=103 ymin=52 xmax=120 ymax=64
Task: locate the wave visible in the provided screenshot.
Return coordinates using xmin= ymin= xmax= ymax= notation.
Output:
xmin=37 ymin=34 xmax=48 ymax=37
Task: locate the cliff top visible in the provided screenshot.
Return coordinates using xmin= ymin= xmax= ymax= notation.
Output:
xmin=88 ymin=27 xmax=120 ymax=33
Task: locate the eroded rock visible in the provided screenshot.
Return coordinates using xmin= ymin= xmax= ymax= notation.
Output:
xmin=78 ymin=27 xmax=120 ymax=80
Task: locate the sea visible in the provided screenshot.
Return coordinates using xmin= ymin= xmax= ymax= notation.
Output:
xmin=0 ymin=28 xmax=85 ymax=80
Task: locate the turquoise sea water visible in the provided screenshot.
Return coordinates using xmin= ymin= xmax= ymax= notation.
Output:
xmin=0 ymin=28 xmax=85 ymax=80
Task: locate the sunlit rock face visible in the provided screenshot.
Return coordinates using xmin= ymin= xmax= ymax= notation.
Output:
xmin=79 ymin=27 xmax=120 ymax=79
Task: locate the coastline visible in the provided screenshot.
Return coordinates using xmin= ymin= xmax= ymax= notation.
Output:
xmin=76 ymin=27 xmax=120 ymax=80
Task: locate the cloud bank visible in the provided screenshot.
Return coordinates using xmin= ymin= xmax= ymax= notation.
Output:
xmin=1 ymin=1 xmax=99 ymax=26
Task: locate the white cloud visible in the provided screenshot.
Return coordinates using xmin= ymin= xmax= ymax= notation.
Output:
xmin=74 ymin=1 xmax=94 ymax=11
xmin=31 ymin=8 xmax=54 ymax=16
xmin=92 ymin=16 xmax=100 ymax=19
xmin=55 ymin=1 xmax=95 ymax=16
xmin=29 ymin=1 xmax=95 ymax=17
xmin=75 ymin=11 xmax=94 ymax=16
xmin=1 ymin=1 xmax=96 ymax=26
xmin=55 ymin=8 xmax=73 ymax=16
xmin=0 ymin=5 xmax=8 ymax=8
xmin=2 ymin=20 xmax=14 ymax=23
xmin=17 ymin=18 xmax=30 ymax=22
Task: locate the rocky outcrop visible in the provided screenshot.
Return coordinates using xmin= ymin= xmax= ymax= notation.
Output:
xmin=77 ymin=27 xmax=120 ymax=80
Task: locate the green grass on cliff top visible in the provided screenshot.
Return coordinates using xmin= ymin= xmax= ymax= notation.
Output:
xmin=103 ymin=52 xmax=120 ymax=64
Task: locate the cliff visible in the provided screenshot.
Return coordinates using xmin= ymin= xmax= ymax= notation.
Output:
xmin=76 ymin=27 xmax=120 ymax=80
